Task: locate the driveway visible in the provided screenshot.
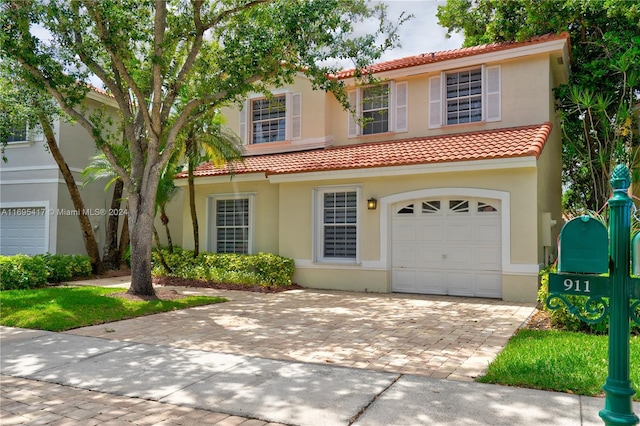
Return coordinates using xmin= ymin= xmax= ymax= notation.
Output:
xmin=66 ymin=287 xmax=536 ymax=381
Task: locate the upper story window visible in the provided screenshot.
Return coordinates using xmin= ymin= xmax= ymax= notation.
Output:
xmin=348 ymin=81 xmax=408 ymax=138
xmin=446 ymin=68 xmax=482 ymax=124
xmin=239 ymin=92 xmax=301 ymax=145
xmin=251 ymin=95 xmax=286 ymax=143
xmin=429 ymin=65 xmax=501 ymax=128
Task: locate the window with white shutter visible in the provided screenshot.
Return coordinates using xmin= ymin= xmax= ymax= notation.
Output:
xmin=429 ymin=65 xmax=501 ymax=127
xmin=239 ymin=92 xmax=302 ymax=145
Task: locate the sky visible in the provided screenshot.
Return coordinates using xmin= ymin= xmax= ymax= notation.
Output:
xmin=375 ymin=0 xmax=465 ymax=62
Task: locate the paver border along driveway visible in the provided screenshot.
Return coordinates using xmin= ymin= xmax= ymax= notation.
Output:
xmin=66 ymin=288 xmax=536 ymax=380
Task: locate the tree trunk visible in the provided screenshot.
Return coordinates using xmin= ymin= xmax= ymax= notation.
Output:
xmin=39 ymin=115 xmax=105 ymax=274
xmin=188 ymin=161 xmax=199 ymax=257
xmin=153 ymin=225 xmax=172 ymax=274
xmin=118 ymin=203 xmax=130 ymax=266
xmin=160 ymin=204 xmax=174 ymax=253
xmin=127 ymin=191 xmax=157 ymax=296
xmin=102 ymin=179 xmax=124 ymax=270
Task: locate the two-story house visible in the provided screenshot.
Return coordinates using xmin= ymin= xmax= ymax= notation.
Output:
xmin=173 ymin=32 xmax=571 ymax=302
xmin=0 ymin=89 xmax=118 ymax=257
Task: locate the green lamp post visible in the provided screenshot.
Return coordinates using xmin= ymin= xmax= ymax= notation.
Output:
xmin=547 ymin=164 xmax=639 ymax=426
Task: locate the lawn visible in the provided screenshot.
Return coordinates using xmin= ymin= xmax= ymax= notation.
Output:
xmin=478 ymin=329 xmax=640 ymax=400
xmin=0 ymin=286 xmax=226 ymax=332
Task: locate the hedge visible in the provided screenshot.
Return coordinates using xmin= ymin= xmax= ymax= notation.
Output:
xmin=0 ymin=253 xmax=92 ymax=290
xmin=152 ymin=248 xmax=295 ymax=287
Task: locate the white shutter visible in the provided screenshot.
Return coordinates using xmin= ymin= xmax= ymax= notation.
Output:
xmin=291 ymin=92 xmax=302 ymax=140
xmin=348 ymin=90 xmax=359 ymax=138
xmin=395 ymin=81 xmax=408 ymax=132
xmin=428 ymin=75 xmax=442 ymax=128
xmin=485 ymin=65 xmax=501 ymax=122
xmin=239 ymin=99 xmax=249 ymax=145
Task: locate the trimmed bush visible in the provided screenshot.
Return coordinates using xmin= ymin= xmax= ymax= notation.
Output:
xmin=152 ymin=247 xmax=295 ymax=287
xmin=0 ymin=255 xmax=48 ymax=290
xmin=538 ymin=267 xmax=639 ymax=335
xmin=36 ymin=253 xmax=92 ymax=283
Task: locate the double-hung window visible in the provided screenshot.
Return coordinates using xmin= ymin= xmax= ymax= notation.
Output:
xmin=315 ymin=187 xmax=360 ymax=263
xmin=239 ymin=92 xmax=302 ymax=145
xmin=348 ymin=81 xmax=408 ymax=137
xmin=6 ymin=121 xmax=27 ymax=143
xmin=429 ymin=65 xmax=501 ymax=128
xmin=209 ymin=194 xmax=254 ymax=254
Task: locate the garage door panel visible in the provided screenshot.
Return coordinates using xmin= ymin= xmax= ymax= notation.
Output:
xmin=476 ymin=221 xmax=501 ymax=242
xmin=476 ymin=248 xmax=501 ymax=270
xmin=393 ymin=245 xmax=418 ymax=267
xmin=393 ymin=222 xmax=418 ymax=242
xmin=446 ymin=222 xmax=472 ymax=241
xmin=392 ymin=269 xmax=446 ymax=294
xmin=419 ymin=247 xmax=444 ymax=268
xmin=418 ymin=223 xmax=444 ymax=242
xmin=446 ymin=271 xmax=475 ymax=296
xmin=445 ymin=247 xmax=473 ymax=270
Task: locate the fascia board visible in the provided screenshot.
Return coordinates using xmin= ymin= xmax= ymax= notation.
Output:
xmin=341 ymin=38 xmax=569 ymax=84
xmin=267 ymin=156 xmax=537 ymax=183
xmin=175 ymin=172 xmax=267 ymax=186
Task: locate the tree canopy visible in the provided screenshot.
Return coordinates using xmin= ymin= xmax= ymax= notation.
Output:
xmin=0 ymin=0 xmax=405 ymax=295
xmin=437 ymin=0 xmax=640 ymax=214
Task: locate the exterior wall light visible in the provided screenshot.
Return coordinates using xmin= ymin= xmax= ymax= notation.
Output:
xmin=367 ymin=197 xmax=377 ymax=210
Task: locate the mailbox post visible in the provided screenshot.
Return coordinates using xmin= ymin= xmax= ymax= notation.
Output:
xmin=547 ymin=164 xmax=640 ymax=426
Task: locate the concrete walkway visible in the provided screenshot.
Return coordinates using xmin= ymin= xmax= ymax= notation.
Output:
xmin=2 ymin=277 xmax=639 ymax=425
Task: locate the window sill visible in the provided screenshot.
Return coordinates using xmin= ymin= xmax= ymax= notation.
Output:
xmin=349 ymin=131 xmax=397 ymax=140
xmin=5 ymin=141 xmax=34 ymax=148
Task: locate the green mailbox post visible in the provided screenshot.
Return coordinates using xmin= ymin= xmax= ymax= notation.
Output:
xmin=547 ymin=164 xmax=640 ymax=426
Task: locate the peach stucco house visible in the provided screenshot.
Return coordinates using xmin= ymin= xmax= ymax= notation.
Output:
xmin=173 ymin=32 xmax=571 ymax=302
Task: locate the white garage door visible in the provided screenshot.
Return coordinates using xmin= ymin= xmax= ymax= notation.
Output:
xmin=0 ymin=207 xmax=47 ymax=255
xmin=392 ymin=197 xmax=501 ymax=298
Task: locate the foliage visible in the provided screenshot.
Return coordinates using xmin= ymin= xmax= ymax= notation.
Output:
xmin=437 ymin=0 xmax=640 ymax=213
xmin=538 ymin=267 xmax=640 ymax=335
xmin=0 ymin=286 xmax=225 ymax=332
xmin=0 ymin=253 xmax=94 ymax=289
xmin=0 ymin=254 xmax=48 ymax=290
xmin=36 ymin=253 xmax=92 ymax=283
xmin=479 ymin=329 xmax=640 ymax=400
xmin=152 ymin=247 xmax=295 ymax=287
xmin=0 ymin=0 xmax=406 ymax=295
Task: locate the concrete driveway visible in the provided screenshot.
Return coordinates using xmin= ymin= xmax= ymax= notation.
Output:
xmin=66 ymin=285 xmax=536 ymax=381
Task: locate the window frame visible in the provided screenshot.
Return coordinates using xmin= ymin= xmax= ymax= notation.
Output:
xmin=313 ymin=185 xmax=362 ymax=264
xmin=445 ymin=67 xmax=483 ymax=125
xmin=207 ymin=193 xmax=256 ymax=255
xmin=250 ymin=94 xmax=287 ymax=144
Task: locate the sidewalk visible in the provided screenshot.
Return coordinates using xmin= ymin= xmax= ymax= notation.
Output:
xmin=0 ymin=279 xmax=640 ymax=426
xmin=2 ymin=325 xmax=638 ymax=425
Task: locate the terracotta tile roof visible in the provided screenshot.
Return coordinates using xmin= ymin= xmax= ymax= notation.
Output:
xmin=180 ymin=122 xmax=552 ymax=179
xmin=334 ymin=32 xmax=569 ymax=79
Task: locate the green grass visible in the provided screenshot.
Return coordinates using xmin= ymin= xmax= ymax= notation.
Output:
xmin=478 ymin=329 xmax=640 ymax=400
xmin=0 ymin=286 xmax=226 ymax=332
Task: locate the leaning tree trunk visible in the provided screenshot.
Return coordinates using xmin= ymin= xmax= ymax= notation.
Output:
xmin=103 ymin=179 xmax=124 ymax=270
xmin=188 ymin=161 xmax=199 ymax=257
xmin=39 ymin=115 xmax=105 ymax=274
xmin=153 ymin=225 xmax=172 ymax=274
xmin=118 ymin=208 xmax=130 ymax=266
xmin=159 ymin=204 xmax=174 ymax=253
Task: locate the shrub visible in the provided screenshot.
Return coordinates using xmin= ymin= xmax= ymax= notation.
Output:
xmin=0 ymin=254 xmax=48 ymax=290
xmin=152 ymin=247 xmax=295 ymax=287
xmin=36 ymin=253 xmax=92 ymax=282
xmin=538 ymin=267 xmax=639 ymax=335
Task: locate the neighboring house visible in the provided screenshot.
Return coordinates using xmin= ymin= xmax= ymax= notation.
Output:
xmin=0 ymin=89 xmax=118 ymax=256
xmin=173 ymin=32 xmax=571 ymax=302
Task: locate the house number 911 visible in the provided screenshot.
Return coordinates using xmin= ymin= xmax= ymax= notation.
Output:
xmin=564 ymin=279 xmax=591 ymax=293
